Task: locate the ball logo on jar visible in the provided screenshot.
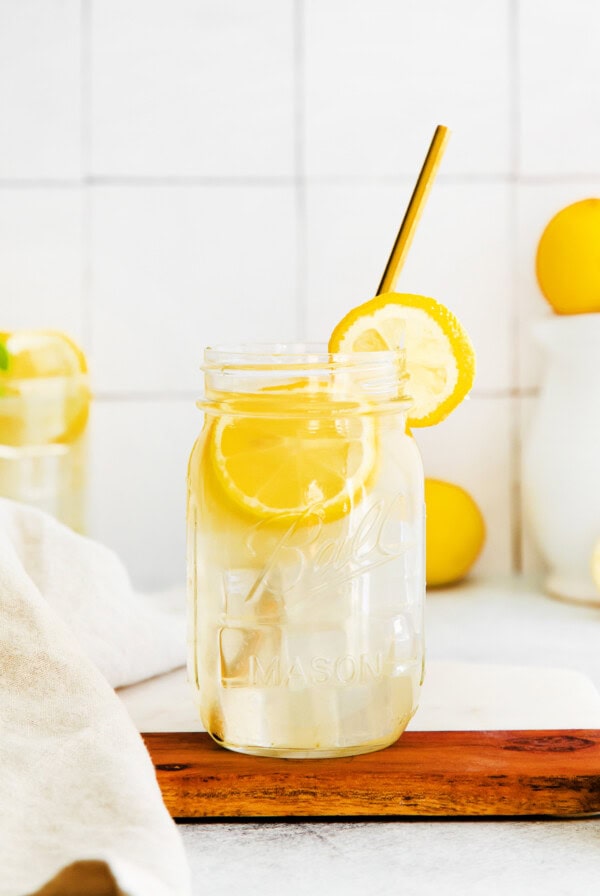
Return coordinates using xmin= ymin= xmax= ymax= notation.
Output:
xmin=244 ymin=492 xmax=413 ymax=602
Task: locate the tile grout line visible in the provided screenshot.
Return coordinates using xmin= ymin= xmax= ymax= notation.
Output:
xmin=1 ymin=173 xmax=600 ymax=189
xmin=80 ymin=0 xmax=93 ymax=352
xmin=293 ymin=0 xmax=308 ymax=341
xmin=508 ymin=0 xmax=523 ymax=574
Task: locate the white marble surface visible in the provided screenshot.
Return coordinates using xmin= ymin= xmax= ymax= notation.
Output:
xmin=425 ymin=577 xmax=600 ymax=689
xmin=180 ymin=818 xmax=600 ymax=896
xmin=131 ymin=577 xmax=600 ymax=895
xmin=120 ymin=662 xmax=600 ymax=733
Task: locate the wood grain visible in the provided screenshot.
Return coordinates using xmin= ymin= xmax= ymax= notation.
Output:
xmin=143 ymin=729 xmax=600 ymax=819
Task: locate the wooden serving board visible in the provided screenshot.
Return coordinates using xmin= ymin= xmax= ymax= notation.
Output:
xmin=143 ymin=729 xmax=600 ymax=819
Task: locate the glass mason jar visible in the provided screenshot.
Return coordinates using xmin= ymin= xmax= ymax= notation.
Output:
xmin=187 ymin=344 xmax=425 ymax=758
xmin=0 ymin=331 xmax=90 ymax=532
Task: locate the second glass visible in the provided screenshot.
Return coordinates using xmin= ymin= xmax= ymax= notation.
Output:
xmin=0 ymin=330 xmax=90 ymax=532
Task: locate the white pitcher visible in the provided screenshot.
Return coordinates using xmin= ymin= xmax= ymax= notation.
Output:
xmin=523 ymin=314 xmax=600 ymax=604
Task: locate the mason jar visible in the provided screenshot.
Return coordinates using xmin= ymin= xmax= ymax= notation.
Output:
xmin=187 ymin=344 xmax=425 ymax=758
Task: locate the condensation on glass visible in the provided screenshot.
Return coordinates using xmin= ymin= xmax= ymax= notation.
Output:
xmin=187 ymin=344 xmax=425 ymax=758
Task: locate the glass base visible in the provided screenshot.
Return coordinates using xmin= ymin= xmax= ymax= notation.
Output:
xmin=545 ymin=573 xmax=600 ymax=607
xmin=209 ymin=734 xmax=404 ymax=760
xmin=0 ymin=440 xmax=86 ymax=532
xmin=206 ymin=710 xmax=415 ymax=759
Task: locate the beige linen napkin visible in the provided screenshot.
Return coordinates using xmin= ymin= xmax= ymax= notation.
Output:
xmin=0 ymin=498 xmax=190 ymax=896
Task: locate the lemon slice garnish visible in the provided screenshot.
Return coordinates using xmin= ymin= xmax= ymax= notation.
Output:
xmin=328 ymin=292 xmax=475 ymax=427
xmin=209 ymin=388 xmax=376 ymax=523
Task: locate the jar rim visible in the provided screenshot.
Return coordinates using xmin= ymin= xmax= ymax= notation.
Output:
xmin=200 ymin=343 xmax=411 ymax=415
xmin=203 ymin=342 xmax=405 ymax=371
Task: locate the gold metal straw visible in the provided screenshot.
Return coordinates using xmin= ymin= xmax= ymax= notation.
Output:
xmin=377 ymin=124 xmax=450 ymax=295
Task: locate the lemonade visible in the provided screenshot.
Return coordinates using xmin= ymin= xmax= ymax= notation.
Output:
xmin=0 ymin=331 xmax=90 ymax=531
xmin=188 ymin=345 xmax=425 ymax=757
xmin=188 ymin=124 xmax=476 ymax=757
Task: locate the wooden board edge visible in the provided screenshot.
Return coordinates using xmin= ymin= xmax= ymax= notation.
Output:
xmin=143 ymin=729 xmax=600 ymax=820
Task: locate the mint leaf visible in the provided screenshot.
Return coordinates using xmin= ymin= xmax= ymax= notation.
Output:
xmin=0 ymin=340 xmax=8 ymax=372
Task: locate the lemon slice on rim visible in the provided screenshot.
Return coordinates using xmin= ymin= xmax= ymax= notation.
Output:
xmin=329 ymin=292 xmax=475 ymax=427
xmin=210 ymin=389 xmax=376 ymax=523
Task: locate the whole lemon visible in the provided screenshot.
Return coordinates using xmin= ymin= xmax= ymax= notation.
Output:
xmin=425 ymin=478 xmax=485 ymax=587
xmin=536 ymin=199 xmax=600 ymax=314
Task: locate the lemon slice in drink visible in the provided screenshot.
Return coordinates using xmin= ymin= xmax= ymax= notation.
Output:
xmin=1 ymin=329 xmax=88 ymax=379
xmin=0 ymin=330 xmax=90 ymax=445
xmin=329 ymin=292 xmax=475 ymax=427
xmin=210 ymin=389 xmax=376 ymax=523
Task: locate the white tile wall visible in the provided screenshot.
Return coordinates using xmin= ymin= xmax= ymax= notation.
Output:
xmin=0 ymin=188 xmax=84 ymax=335
xmin=306 ymin=181 xmax=413 ymax=338
xmin=519 ymin=0 xmax=600 ymax=175
xmin=305 ymin=0 xmax=511 ymax=177
xmin=1 ymin=0 xmax=599 ymax=586
xmin=89 ymin=398 xmax=200 ymax=589
xmin=91 ymin=0 xmax=295 ymax=176
xmin=0 ymin=0 xmax=82 ymax=179
xmin=89 ymin=185 xmax=298 ymax=393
